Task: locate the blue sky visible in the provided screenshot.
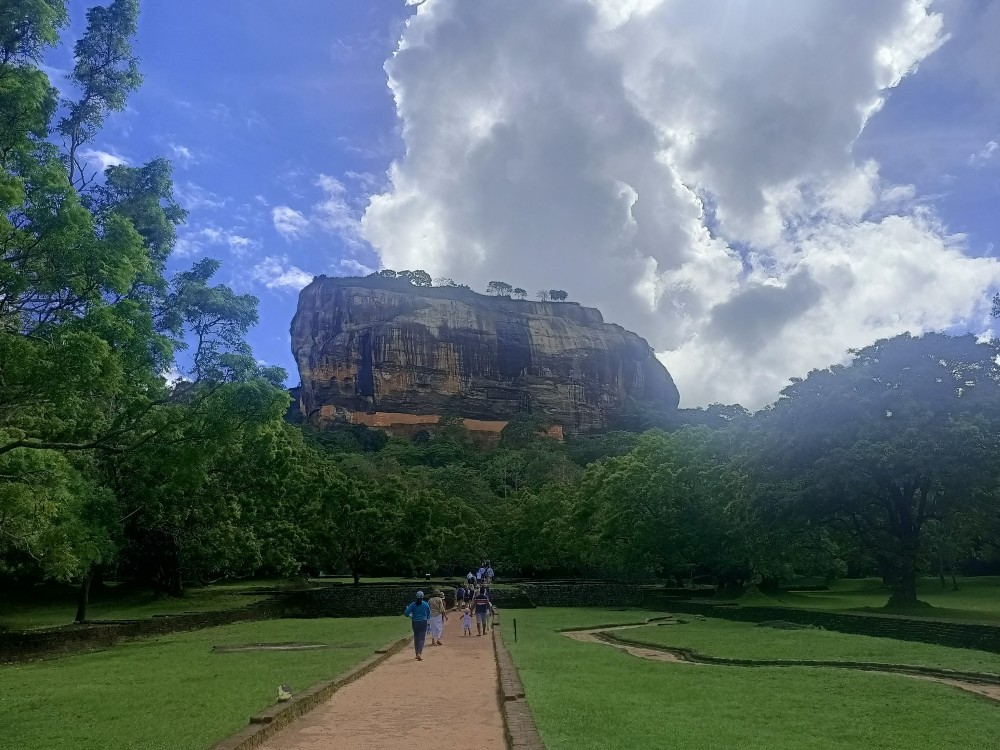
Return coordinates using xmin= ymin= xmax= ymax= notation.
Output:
xmin=51 ymin=1 xmax=414 ymax=380
xmin=48 ymin=1 xmax=1000 ymax=407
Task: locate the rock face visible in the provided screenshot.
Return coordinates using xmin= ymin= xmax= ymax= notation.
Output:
xmin=290 ymin=277 xmax=679 ymax=435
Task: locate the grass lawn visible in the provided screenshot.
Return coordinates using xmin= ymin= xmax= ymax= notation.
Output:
xmin=2 ymin=616 xmax=406 ymax=750
xmin=0 ymin=579 xmax=297 ymax=631
xmin=504 ymin=608 xmax=1000 ymax=750
xmin=736 ymin=576 xmax=1000 ymax=623
xmin=620 ymin=616 xmax=1000 ymax=674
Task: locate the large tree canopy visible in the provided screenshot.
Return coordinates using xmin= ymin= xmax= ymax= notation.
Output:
xmin=753 ymin=333 xmax=1000 ymax=605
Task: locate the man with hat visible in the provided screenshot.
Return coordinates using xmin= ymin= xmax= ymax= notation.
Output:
xmin=404 ymin=590 xmax=431 ymax=660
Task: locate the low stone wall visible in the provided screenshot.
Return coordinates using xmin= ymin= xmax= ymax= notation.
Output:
xmin=513 ymin=583 xmax=645 ymax=609
xmin=493 ymin=623 xmax=544 ymax=749
xmin=209 ymin=635 xmax=411 ymax=750
xmin=285 ymin=584 xmax=457 ymax=619
xmin=0 ymin=600 xmax=284 ymax=663
xmin=644 ymin=596 xmax=1000 ymax=654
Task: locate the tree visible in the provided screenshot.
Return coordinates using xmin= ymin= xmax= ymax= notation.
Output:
xmin=110 ymin=379 xmax=290 ymax=597
xmin=536 ymin=290 xmax=550 ymax=301
xmin=512 ymin=287 xmax=527 ymax=300
xmin=399 ymin=269 xmax=432 ymax=287
xmin=0 ymin=0 xmax=182 ymax=462
xmin=59 ymin=0 xmax=142 ymax=189
xmin=754 ymin=333 xmax=1000 ymax=607
xmin=575 ymin=430 xmax=747 ymax=583
xmin=163 ymin=259 xmax=260 ymax=382
xmin=377 ymin=269 xmax=398 ymax=279
xmin=0 ymin=3 xmax=293 ymax=615
xmin=310 ymin=473 xmax=405 ymax=584
xmin=549 ymin=289 xmax=568 ymax=302
xmin=434 ymin=277 xmax=457 ymax=287
xmin=486 ymin=281 xmax=513 ymax=297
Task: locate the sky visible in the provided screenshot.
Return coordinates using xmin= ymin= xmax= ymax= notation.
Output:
xmin=51 ymin=0 xmax=1000 ymax=409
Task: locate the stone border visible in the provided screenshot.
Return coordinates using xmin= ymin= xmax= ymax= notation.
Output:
xmin=492 ymin=622 xmax=545 ymax=750
xmin=642 ymin=596 xmax=1000 ymax=654
xmin=599 ymin=630 xmax=1000 ymax=686
xmin=208 ymin=634 xmax=412 ymax=750
xmin=0 ymin=600 xmax=285 ymax=664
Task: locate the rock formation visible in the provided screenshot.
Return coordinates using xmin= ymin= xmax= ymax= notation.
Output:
xmin=290 ymin=276 xmax=679 ymax=436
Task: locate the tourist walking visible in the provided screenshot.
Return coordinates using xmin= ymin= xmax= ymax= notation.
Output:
xmin=473 ymin=588 xmax=491 ymax=636
xmin=428 ymin=590 xmax=447 ymax=645
xmin=462 ymin=607 xmax=473 ymax=636
xmin=404 ymin=591 xmax=431 ymax=660
xmin=485 ymin=563 xmax=494 ymax=585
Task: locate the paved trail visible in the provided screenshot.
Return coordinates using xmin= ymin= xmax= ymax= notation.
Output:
xmin=259 ymin=620 xmax=506 ymax=750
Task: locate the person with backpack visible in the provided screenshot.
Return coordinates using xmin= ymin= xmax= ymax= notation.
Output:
xmin=404 ymin=591 xmax=431 ymax=660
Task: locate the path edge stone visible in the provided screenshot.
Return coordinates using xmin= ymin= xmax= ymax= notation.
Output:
xmin=493 ymin=622 xmax=545 ymax=750
xmin=208 ymin=634 xmax=412 ymax=750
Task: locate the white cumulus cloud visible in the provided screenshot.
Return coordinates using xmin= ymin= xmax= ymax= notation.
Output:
xmin=174 ymin=226 xmax=258 ymax=258
xmin=175 ymin=181 xmax=227 ymax=211
xmin=271 ymin=176 xmax=367 ymax=249
xmin=79 ymin=148 xmax=129 ymax=172
xmin=250 ymin=255 xmax=315 ymax=291
xmin=272 ymin=206 xmax=311 ymax=239
xmin=168 ymin=142 xmax=199 ymax=167
xmin=361 ymin=0 xmax=1000 ymax=408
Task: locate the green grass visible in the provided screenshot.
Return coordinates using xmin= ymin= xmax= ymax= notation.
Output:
xmin=0 ymin=580 xmax=288 ymax=631
xmin=620 ymin=616 xmax=1000 ymax=674
xmin=2 ymin=616 xmax=407 ymax=750
xmin=738 ymin=576 xmax=1000 ymax=624
xmin=505 ymin=608 xmax=1000 ymax=750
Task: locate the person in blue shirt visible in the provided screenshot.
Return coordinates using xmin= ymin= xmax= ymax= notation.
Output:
xmin=404 ymin=590 xmax=431 ymax=660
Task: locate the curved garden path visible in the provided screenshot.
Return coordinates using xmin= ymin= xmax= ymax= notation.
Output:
xmin=563 ymin=618 xmax=1000 ymax=703
xmin=258 ymin=620 xmax=505 ymax=750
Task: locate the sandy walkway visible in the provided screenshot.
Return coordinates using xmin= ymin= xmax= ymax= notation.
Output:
xmin=258 ymin=620 xmax=505 ymax=750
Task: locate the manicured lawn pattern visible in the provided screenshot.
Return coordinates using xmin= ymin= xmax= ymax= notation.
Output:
xmin=619 ymin=616 xmax=1000 ymax=675
xmin=505 ymin=608 xmax=1000 ymax=750
xmin=740 ymin=576 xmax=1000 ymax=623
xmin=2 ymin=617 xmax=406 ymax=750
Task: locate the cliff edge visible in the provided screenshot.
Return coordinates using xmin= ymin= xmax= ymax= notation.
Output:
xmin=290 ymin=276 xmax=679 ymax=435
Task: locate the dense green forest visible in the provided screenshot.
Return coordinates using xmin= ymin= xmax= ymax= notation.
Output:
xmin=3 ymin=1 xmax=1000 ymax=622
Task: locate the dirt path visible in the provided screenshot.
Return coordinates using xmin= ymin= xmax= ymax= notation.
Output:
xmin=563 ymin=621 xmax=1000 ymax=703
xmin=258 ymin=620 xmax=505 ymax=750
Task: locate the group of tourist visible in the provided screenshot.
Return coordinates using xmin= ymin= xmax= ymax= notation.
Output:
xmin=403 ymin=562 xmax=497 ymax=661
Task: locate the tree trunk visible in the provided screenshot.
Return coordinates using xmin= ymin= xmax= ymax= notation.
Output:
xmin=170 ymin=569 xmax=184 ymax=597
xmin=950 ymin=566 xmax=959 ymax=592
xmin=886 ymin=568 xmax=923 ymax=608
xmin=155 ymin=563 xmax=184 ymax=597
xmin=75 ymin=566 xmax=96 ymax=623
xmin=758 ymin=576 xmax=781 ymax=595
xmin=937 ymin=556 xmax=946 ymax=589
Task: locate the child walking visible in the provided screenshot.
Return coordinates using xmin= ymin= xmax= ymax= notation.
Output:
xmin=462 ymin=607 xmax=473 ymax=636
